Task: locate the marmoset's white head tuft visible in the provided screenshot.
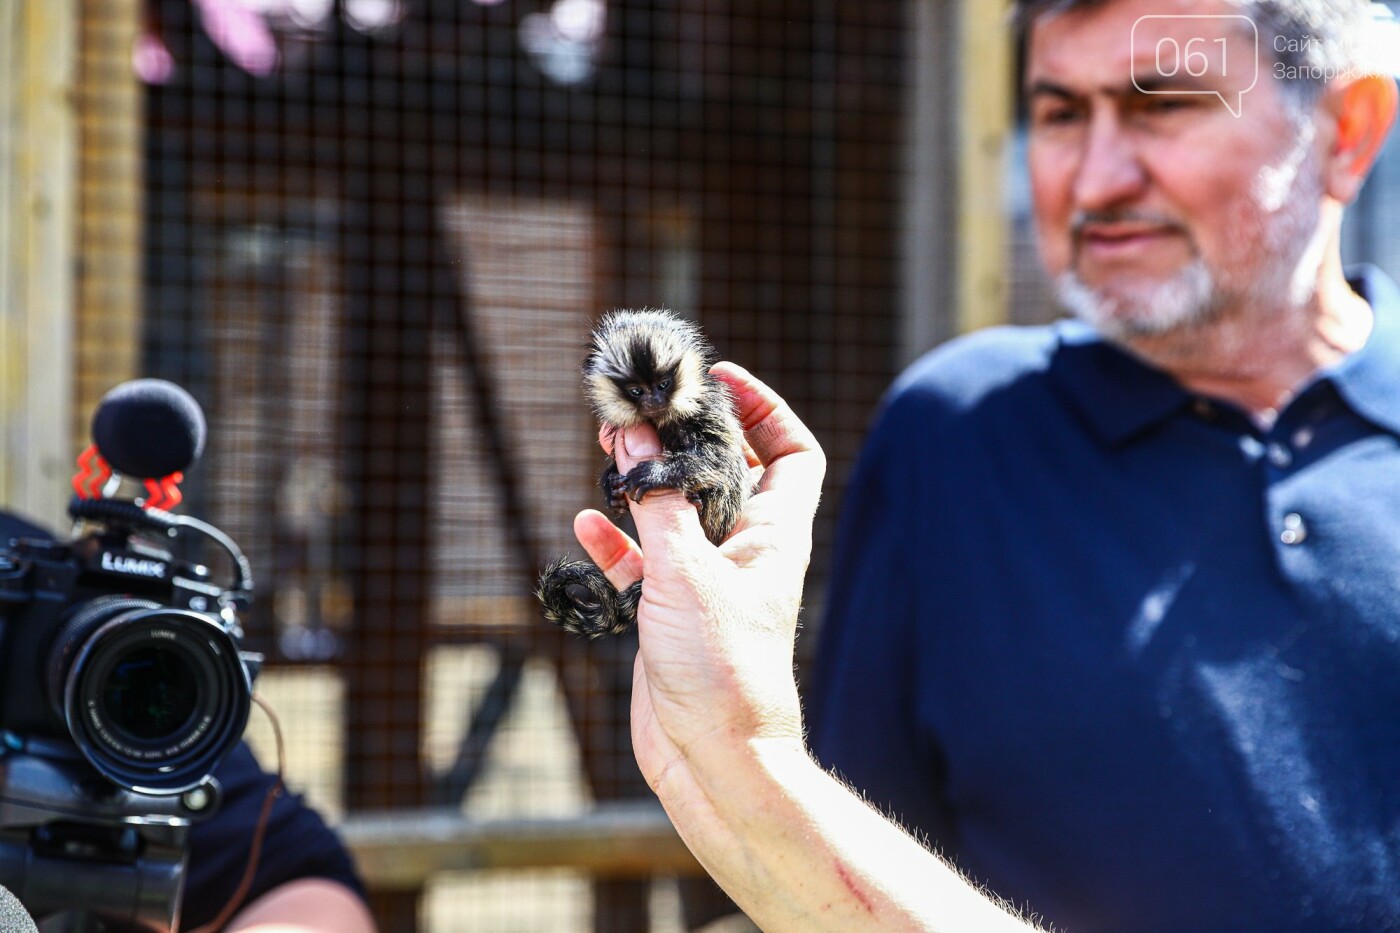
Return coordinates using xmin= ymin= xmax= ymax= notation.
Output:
xmin=584 ymin=308 xmax=713 ymax=429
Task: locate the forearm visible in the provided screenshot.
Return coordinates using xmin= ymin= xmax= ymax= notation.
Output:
xmin=224 ymin=878 xmax=376 ymax=933
xmin=654 ymin=736 xmax=1038 ymax=933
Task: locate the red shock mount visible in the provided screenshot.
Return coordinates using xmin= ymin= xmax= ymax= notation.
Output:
xmin=71 ymin=443 xmax=184 ymax=511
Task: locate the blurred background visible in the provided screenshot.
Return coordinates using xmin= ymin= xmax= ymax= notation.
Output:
xmin=1 ymin=1 xmax=1397 ymax=929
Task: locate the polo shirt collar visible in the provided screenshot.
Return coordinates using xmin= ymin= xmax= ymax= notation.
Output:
xmin=1047 ymin=265 xmax=1400 ymax=446
xmin=1048 ymin=320 xmax=1192 ymax=447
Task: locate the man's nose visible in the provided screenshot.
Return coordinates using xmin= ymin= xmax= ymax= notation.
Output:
xmin=1072 ymin=111 xmax=1147 ymax=211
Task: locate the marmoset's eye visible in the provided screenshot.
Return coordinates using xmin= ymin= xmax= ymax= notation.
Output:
xmin=658 ymin=379 xmax=671 ymax=391
xmin=627 ymin=386 xmax=645 ymax=398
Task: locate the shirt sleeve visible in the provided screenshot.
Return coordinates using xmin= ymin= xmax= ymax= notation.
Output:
xmin=182 ymin=742 xmax=367 ymax=928
xmin=806 ymin=401 xmax=953 ymax=850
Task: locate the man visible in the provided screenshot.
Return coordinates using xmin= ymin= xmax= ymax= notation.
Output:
xmin=808 ymin=0 xmax=1400 ymax=931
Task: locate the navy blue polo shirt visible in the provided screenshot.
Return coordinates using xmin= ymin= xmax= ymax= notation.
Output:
xmin=809 ymin=267 xmax=1400 ymax=932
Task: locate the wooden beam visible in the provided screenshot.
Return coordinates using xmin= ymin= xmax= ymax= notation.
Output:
xmin=897 ymin=0 xmax=958 ymax=364
xmin=955 ymin=0 xmax=1014 ymax=335
xmin=0 ymin=0 xmax=77 ymax=528
xmin=339 ymin=802 xmax=705 ymax=890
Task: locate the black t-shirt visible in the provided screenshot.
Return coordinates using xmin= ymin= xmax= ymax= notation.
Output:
xmin=0 ymin=511 xmax=366 ymax=927
xmin=183 ymin=742 xmax=366 ymax=928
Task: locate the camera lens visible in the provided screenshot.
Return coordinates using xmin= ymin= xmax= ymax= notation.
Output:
xmin=46 ymin=597 xmax=251 ymax=794
xmin=100 ymin=643 xmax=200 ymax=740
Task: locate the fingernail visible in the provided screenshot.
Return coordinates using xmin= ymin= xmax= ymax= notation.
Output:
xmin=622 ymin=426 xmax=660 ymax=458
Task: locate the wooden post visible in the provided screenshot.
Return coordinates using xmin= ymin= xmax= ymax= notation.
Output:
xmin=339 ymin=202 xmax=435 ymax=933
xmin=0 ymin=0 xmax=77 ymax=527
xmin=899 ymin=0 xmax=1013 ymax=364
xmin=955 ymin=0 xmax=1014 ymax=336
xmin=74 ymin=0 xmax=143 ymax=443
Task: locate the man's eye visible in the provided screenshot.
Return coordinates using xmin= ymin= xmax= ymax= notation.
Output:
xmin=1142 ymin=95 xmax=1195 ymax=114
xmin=1033 ymin=107 xmax=1081 ymax=128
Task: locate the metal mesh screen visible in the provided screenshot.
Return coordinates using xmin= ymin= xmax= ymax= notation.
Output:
xmin=74 ymin=1 xmax=910 ymax=930
xmin=71 ymin=2 xmax=1400 ymax=930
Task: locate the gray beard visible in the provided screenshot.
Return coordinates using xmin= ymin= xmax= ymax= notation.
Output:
xmin=1055 ymin=259 xmax=1223 ymax=342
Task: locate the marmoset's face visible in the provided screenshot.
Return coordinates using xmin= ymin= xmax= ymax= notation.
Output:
xmin=1024 ymin=0 xmax=1327 ymax=341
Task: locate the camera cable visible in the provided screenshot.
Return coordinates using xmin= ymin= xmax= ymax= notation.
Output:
xmin=184 ymin=694 xmax=285 ymax=933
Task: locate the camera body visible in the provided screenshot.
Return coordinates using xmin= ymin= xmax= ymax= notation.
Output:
xmin=0 ymin=522 xmax=255 ymax=796
xmin=0 ymin=379 xmax=258 ymax=931
xmin=0 ymin=497 xmax=259 ymax=932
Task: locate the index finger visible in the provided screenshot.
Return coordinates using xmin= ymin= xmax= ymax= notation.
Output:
xmin=711 ymin=361 xmax=826 ymax=500
xmin=598 ymin=424 xmax=618 ymax=457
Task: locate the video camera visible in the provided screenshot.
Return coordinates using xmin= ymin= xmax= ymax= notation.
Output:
xmin=0 ymin=380 xmax=260 ymax=932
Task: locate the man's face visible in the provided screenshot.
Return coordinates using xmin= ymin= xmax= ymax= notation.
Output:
xmin=1025 ymin=0 xmax=1328 ymax=341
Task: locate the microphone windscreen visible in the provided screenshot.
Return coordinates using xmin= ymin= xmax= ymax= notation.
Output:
xmin=0 ymin=884 xmax=38 ymax=933
xmin=92 ymin=379 xmax=207 ymax=479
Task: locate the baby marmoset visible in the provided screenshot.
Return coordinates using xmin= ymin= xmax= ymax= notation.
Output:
xmin=536 ymin=309 xmax=750 ymax=638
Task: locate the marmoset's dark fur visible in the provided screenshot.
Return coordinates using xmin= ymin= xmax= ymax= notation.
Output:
xmin=536 ymin=309 xmax=750 ymax=638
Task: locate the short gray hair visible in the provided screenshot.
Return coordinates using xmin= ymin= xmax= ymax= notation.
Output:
xmin=1012 ymin=0 xmax=1377 ymax=105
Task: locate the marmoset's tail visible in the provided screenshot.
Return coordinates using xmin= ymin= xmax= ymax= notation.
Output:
xmin=536 ymin=558 xmax=642 ymax=638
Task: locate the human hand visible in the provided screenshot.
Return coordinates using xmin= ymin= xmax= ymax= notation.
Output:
xmin=572 ymin=366 xmax=1040 ymax=932
xmin=571 ymin=361 xmax=826 ymax=798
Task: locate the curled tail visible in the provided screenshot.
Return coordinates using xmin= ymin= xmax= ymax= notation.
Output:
xmin=536 ymin=557 xmax=641 ymax=638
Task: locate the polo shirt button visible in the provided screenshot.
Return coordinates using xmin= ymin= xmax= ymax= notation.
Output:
xmin=1280 ymin=512 xmax=1308 ymax=545
xmin=1267 ymin=443 xmax=1293 ymax=468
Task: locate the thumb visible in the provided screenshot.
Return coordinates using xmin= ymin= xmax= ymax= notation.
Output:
xmin=614 ymin=422 xmax=660 ymax=473
xmin=616 ymin=426 xmax=711 ymax=562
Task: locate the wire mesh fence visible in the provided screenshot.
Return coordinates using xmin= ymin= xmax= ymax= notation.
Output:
xmin=49 ymin=0 xmax=1400 ymax=929
xmin=72 ymin=1 xmax=908 ymax=929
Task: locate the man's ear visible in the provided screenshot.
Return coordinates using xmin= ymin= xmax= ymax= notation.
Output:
xmin=1323 ymin=74 xmax=1399 ymax=204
